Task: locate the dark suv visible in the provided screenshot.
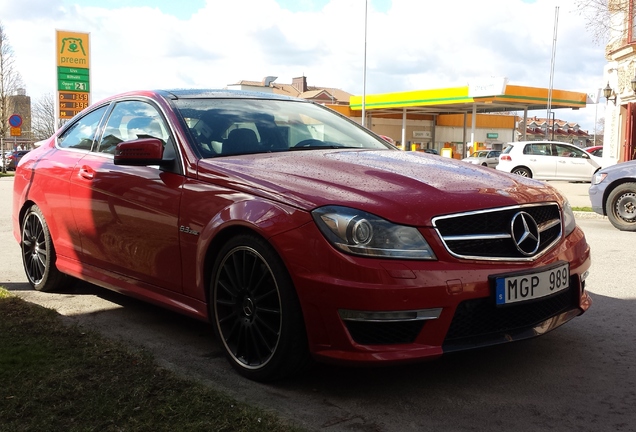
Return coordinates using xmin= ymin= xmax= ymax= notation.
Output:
xmin=4 ymin=150 xmax=30 ymax=171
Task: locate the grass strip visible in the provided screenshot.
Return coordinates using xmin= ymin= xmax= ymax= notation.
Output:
xmin=0 ymin=289 xmax=304 ymax=432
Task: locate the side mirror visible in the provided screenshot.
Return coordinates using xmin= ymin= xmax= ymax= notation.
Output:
xmin=114 ymin=138 xmax=164 ymax=166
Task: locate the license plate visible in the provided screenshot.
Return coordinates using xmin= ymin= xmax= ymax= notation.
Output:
xmin=494 ymin=262 xmax=569 ymax=305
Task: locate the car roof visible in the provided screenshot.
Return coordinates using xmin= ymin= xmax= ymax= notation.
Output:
xmin=507 ymin=141 xmax=576 ymax=145
xmin=159 ymin=89 xmax=302 ymax=102
xmin=506 ymin=141 xmax=585 ymax=149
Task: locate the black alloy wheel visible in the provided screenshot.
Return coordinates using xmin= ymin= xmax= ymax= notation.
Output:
xmin=21 ymin=205 xmax=67 ymax=292
xmin=210 ymin=233 xmax=310 ymax=381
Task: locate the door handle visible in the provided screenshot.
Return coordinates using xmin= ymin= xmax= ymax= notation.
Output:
xmin=79 ymin=165 xmax=95 ymax=180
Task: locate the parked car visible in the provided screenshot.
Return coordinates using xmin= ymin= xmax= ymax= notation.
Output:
xmin=497 ymin=141 xmax=601 ymax=182
xmin=462 ymin=149 xmax=501 ymax=167
xmin=589 ymin=160 xmax=636 ymax=231
xmin=583 ymin=145 xmax=603 ymax=157
xmin=12 ymin=89 xmax=592 ymax=381
xmin=4 ymin=150 xmax=30 ymax=171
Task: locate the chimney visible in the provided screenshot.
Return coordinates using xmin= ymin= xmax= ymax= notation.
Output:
xmin=292 ymin=76 xmax=307 ymax=93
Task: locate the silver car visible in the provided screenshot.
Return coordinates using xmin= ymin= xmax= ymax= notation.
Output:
xmin=462 ymin=150 xmax=501 ymax=167
xmin=497 ymin=141 xmax=601 ymax=182
xmin=589 ymin=160 xmax=636 ymax=231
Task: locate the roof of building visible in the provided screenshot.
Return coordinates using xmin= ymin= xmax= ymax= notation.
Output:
xmin=229 ymin=77 xmax=352 ymax=104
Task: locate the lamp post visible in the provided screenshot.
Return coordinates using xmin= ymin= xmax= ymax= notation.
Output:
xmin=551 ymin=111 xmax=555 ymax=141
xmin=361 ymin=0 xmax=368 ymax=128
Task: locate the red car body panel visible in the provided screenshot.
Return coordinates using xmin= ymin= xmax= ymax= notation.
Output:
xmin=195 ymin=150 xmax=558 ymax=224
xmin=268 ymin=215 xmax=590 ymax=364
xmin=12 ymin=90 xmax=592 ymax=372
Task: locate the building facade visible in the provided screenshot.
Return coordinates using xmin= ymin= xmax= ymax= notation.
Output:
xmin=603 ymin=0 xmax=636 ymax=164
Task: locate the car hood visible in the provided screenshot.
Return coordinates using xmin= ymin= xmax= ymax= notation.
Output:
xmin=197 ymin=149 xmax=563 ymax=226
xmin=600 ymin=159 xmax=636 ymax=176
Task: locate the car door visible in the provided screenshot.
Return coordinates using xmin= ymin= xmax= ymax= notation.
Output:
xmin=523 ymin=143 xmax=556 ymax=179
xmin=35 ymin=106 xmax=109 ymax=260
xmin=553 ymin=144 xmax=599 ymax=181
xmin=69 ymin=99 xmax=185 ymax=293
xmin=487 ymin=151 xmax=500 ymax=167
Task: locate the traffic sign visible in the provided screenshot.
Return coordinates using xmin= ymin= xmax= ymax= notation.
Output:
xmin=10 ymin=127 xmax=21 ymax=136
xmin=8 ymin=114 xmax=22 ymax=128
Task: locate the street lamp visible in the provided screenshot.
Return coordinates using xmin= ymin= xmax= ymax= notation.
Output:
xmin=604 ymin=82 xmax=617 ymax=104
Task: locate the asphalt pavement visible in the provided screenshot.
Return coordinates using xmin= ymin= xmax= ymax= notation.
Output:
xmin=546 ymin=180 xmax=594 ymax=209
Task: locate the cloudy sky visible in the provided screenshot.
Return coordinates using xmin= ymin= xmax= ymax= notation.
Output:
xmin=1 ymin=0 xmax=606 ymax=131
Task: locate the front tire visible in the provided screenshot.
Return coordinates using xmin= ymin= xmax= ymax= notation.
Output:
xmin=210 ymin=233 xmax=310 ymax=381
xmin=606 ymin=182 xmax=636 ymax=231
xmin=21 ymin=205 xmax=67 ymax=292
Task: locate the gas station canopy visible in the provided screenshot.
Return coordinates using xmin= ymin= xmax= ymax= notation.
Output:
xmin=349 ymin=82 xmax=588 ymax=116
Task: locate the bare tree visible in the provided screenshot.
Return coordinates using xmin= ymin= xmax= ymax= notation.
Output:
xmin=0 ymin=22 xmax=24 ymax=172
xmin=594 ymin=117 xmax=605 ymax=145
xmin=575 ymin=0 xmax=630 ymax=44
xmin=31 ymin=93 xmax=58 ymax=140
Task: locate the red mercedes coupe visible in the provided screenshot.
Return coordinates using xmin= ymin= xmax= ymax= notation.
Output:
xmin=13 ymin=90 xmax=592 ymax=381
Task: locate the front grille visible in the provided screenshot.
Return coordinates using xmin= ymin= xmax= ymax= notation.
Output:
xmin=433 ymin=203 xmax=562 ymax=260
xmin=443 ymin=276 xmax=579 ymax=348
xmin=344 ymin=320 xmax=425 ymax=345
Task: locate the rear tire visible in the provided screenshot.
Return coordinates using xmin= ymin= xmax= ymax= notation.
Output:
xmin=606 ymin=182 xmax=636 ymax=231
xmin=512 ymin=167 xmax=532 ymax=178
xmin=21 ymin=205 xmax=67 ymax=292
xmin=210 ymin=233 xmax=311 ymax=381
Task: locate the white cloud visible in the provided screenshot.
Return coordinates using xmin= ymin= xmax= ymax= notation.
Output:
xmin=0 ymin=0 xmax=607 ymax=130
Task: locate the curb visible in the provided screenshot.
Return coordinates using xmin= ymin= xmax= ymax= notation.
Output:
xmin=573 ymin=211 xmax=606 ymax=220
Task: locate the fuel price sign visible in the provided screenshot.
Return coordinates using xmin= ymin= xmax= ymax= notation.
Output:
xmin=59 ymin=91 xmax=90 ymax=119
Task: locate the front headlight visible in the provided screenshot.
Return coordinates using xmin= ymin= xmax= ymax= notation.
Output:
xmin=312 ymin=206 xmax=436 ymax=260
xmin=562 ymin=199 xmax=577 ymax=236
xmin=592 ymin=172 xmax=607 ymax=185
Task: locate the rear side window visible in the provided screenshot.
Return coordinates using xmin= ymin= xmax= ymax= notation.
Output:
xmin=57 ymin=106 xmax=108 ymax=150
xmin=524 ymin=143 xmax=552 ymax=156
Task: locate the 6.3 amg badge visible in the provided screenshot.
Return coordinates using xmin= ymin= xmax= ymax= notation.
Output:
xmin=180 ymin=226 xmax=199 ymax=236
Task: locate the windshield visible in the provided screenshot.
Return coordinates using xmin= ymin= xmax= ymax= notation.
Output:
xmin=172 ymin=98 xmax=393 ymax=157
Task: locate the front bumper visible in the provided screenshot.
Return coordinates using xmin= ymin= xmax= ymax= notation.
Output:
xmin=588 ymin=183 xmax=606 ymax=215
xmin=272 ymin=222 xmax=591 ymax=365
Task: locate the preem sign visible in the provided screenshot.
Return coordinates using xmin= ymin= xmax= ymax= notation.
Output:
xmin=56 ymin=30 xmax=90 ymax=120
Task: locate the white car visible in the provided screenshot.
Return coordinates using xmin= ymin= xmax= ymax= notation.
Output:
xmin=496 ymin=141 xmax=602 ymax=182
xmin=462 ymin=150 xmax=501 ymax=167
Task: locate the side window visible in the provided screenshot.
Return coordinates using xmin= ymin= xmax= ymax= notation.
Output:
xmin=57 ymin=106 xmax=108 ymax=150
xmin=555 ymin=145 xmax=584 ymax=158
xmin=96 ymin=100 xmax=171 ymax=155
xmin=526 ymin=144 xmax=551 ymax=156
